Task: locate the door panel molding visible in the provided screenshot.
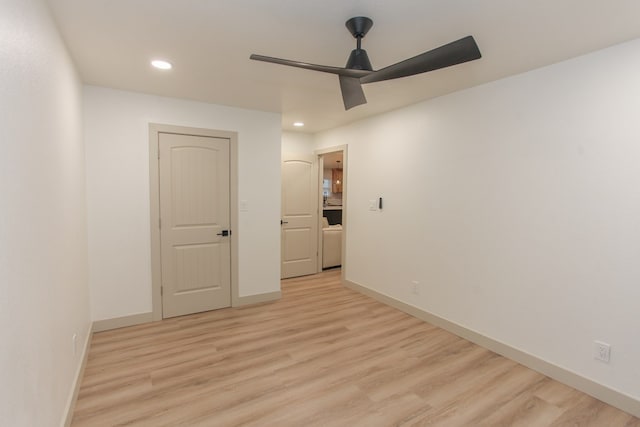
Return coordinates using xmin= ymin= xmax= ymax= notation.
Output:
xmin=149 ymin=124 xmax=238 ymax=321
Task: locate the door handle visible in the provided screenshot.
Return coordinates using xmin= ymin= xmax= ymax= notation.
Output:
xmin=281 ymin=220 xmax=289 ymax=225
xmin=216 ymin=230 xmax=230 ymax=236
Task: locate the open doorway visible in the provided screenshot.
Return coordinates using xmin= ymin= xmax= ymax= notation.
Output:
xmin=316 ymin=146 xmax=347 ymax=276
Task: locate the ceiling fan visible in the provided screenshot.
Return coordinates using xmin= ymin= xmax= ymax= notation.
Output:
xmin=250 ymin=17 xmax=482 ymax=110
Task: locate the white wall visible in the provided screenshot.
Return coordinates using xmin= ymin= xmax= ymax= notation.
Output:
xmin=0 ymin=0 xmax=90 ymax=425
xmin=282 ymin=131 xmax=314 ymax=155
xmin=314 ymin=38 xmax=640 ymax=401
xmin=84 ymin=86 xmax=281 ymax=321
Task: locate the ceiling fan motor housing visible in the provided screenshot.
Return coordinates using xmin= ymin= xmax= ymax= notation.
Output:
xmin=346 ymin=49 xmax=373 ymax=70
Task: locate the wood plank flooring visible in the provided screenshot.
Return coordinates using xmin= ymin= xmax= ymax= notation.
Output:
xmin=72 ymin=269 xmax=639 ymax=426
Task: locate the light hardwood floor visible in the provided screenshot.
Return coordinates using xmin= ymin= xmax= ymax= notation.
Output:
xmin=72 ymin=269 xmax=639 ymax=426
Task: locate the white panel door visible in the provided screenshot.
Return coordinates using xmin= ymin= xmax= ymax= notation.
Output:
xmin=281 ymin=154 xmax=318 ymax=279
xmin=159 ymin=132 xmax=231 ymax=318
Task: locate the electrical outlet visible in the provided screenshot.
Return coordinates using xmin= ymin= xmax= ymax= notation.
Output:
xmin=72 ymin=333 xmax=78 ymax=356
xmin=411 ymin=280 xmax=420 ymax=295
xmin=594 ymin=341 xmax=610 ymax=363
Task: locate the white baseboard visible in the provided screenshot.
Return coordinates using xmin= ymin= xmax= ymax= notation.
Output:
xmin=93 ymin=290 xmax=281 ymax=333
xmin=93 ymin=312 xmax=153 ymax=332
xmin=344 ymin=279 xmax=640 ymax=419
xmin=235 ymin=291 xmax=281 ymax=306
xmin=61 ymin=323 xmax=93 ymax=427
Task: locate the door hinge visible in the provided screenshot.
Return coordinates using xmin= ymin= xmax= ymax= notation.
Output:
xmin=159 ymin=217 xmax=161 ymax=229
xmin=160 ymin=286 xmax=163 ymax=296
xmin=157 ymin=150 xmax=160 ymax=160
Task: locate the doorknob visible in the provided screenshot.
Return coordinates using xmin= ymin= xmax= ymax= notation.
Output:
xmin=281 ymin=220 xmax=289 ymax=225
xmin=216 ymin=230 xmax=230 ymax=236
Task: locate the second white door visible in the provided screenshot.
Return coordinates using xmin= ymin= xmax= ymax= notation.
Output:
xmin=281 ymin=154 xmax=318 ymax=279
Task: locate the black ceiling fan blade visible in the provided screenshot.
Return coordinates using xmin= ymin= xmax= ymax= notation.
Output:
xmin=250 ymin=54 xmax=371 ymax=78
xmin=360 ymin=35 xmax=481 ymax=84
xmin=339 ymin=75 xmax=367 ymax=110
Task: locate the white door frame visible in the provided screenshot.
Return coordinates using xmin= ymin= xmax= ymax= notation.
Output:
xmin=149 ymin=123 xmax=239 ymax=321
xmin=314 ymin=145 xmax=348 ymax=280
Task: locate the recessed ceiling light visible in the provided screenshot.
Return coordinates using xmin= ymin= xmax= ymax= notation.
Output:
xmin=151 ymin=60 xmax=172 ymax=70
xmin=293 ymin=122 xmax=304 ymax=127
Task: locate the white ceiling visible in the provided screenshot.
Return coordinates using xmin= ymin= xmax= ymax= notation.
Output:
xmin=47 ymin=0 xmax=640 ymax=133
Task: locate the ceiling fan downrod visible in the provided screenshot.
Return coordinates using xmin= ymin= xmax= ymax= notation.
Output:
xmin=345 ymin=16 xmax=374 ymax=71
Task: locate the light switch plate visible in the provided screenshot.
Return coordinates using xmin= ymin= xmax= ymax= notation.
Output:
xmin=368 ymin=200 xmax=377 ymax=211
xmin=240 ymin=200 xmax=249 ymax=212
